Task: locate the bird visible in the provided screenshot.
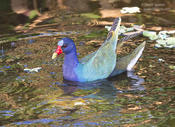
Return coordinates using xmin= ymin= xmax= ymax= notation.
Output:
xmin=52 ymin=17 xmax=146 ymax=82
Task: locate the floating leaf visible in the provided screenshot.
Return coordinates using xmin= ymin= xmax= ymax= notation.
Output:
xmin=143 ymin=31 xmax=158 ymax=40
xmin=169 ymin=65 xmax=175 ymax=69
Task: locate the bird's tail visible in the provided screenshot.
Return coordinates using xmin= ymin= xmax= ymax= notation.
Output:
xmin=106 ymin=17 xmax=121 ymax=42
xmin=117 ymin=30 xmax=143 ymax=50
xmin=110 ymin=41 xmax=146 ymax=77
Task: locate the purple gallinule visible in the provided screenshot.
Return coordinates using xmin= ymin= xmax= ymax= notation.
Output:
xmin=52 ymin=17 xmax=145 ymax=82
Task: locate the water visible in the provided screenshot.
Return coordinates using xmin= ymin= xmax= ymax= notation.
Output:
xmin=0 ymin=72 xmax=146 ymax=126
xmin=0 ymin=0 xmax=175 ymax=126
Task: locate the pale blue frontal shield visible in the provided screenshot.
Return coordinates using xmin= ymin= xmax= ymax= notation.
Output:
xmin=57 ymin=40 xmax=64 ymax=46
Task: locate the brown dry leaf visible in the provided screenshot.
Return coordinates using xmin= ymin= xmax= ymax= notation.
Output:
xmin=148 ymin=26 xmax=162 ymax=31
xmin=124 ymin=94 xmax=140 ymax=98
xmin=155 ymin=101 xmax=162 ymax=105
xmin=100 ymin=9 xmax=123 ymax=18
xmin=128 ymin=105 xmax=142 ymax=110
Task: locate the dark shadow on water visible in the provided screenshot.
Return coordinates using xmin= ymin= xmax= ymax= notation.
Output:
xmin=127 ymin=71 xmax=145 ymax=91
xmin=108 ymin=71 xmax=145 ymax=91
xmin=62 ymin=71 xmax=145 ymax=100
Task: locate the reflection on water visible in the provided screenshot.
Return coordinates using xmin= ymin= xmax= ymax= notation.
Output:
xmin=127 ymin=71 xmax=145 ymax=91
xmin=14 ymin=118 xmax=59 ymax=126
xmin=63 ymin=79 xmax=119 ymax=100
xmin=0 ymin=71 xmax=145 ymax=126
xmin=63 ymin=70 xmax=145 ymax=100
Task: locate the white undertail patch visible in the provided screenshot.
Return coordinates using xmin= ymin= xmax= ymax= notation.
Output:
xmin=127 ymin=47 xmax=144 ymax=71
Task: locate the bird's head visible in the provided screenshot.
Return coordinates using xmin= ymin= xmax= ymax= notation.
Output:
xmin=52 ymin=37 xmax=76 ymax=59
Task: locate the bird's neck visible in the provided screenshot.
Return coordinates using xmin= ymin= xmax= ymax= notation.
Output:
xmin=63 ymin=50 xmax=79 ymax=81
xmin=64 ymin=51 xmax=79 ymax=67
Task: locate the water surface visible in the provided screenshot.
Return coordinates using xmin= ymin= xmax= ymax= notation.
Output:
xmin=0 ymin=0 xmax=175 ymax=126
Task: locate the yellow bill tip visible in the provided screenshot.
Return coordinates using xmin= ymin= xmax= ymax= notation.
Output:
xmin=52 ymin=52 xmax=57 ymax=59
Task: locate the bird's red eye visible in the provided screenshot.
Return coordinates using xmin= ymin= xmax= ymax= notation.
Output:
xmin=62 ymin=45 xmax=67 ymax=48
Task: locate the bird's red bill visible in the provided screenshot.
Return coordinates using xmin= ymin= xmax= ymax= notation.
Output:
xmin=56 ymin=46 xmax=63 ymax=55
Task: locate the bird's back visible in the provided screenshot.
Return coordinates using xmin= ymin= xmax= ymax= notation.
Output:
xmin=75 ymin=18 xmax=121 ymax=82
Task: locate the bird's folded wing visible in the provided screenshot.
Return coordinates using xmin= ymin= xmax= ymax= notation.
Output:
xmin=78 ymin=18 xmax=121 ymax=81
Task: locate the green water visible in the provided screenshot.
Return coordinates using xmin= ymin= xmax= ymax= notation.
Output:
xmin=0 ymin=0 xmax=175 ymax=126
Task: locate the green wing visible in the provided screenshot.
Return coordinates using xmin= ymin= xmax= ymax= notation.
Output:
xmin=77 ymin=17 xmax=121 ymax=81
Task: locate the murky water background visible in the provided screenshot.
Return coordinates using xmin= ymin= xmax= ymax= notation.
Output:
xmin=0 ymin=0 xmax=175 ymax=126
